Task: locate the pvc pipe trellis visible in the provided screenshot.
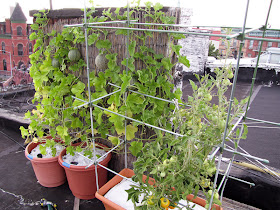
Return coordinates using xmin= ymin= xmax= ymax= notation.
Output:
xmin=62 ymin=0 xmax=280 ymax=209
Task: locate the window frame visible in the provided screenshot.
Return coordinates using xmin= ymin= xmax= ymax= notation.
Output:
xmin=2 ymin=42 xmax=5 ymax=54
xmin=18 ymin=43 xmax=23 ymax=56
xmin=17 ymin=26 xmax=23 ymax=36
xmin=3 ymin=59 xmax=7 ymax=71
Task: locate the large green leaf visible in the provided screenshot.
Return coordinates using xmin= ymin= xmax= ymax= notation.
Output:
xmin=127 ymin=93 xmax=144 ymax=106
xmin=56 ymin=126 xmax=68 ymax=137
xmin=179 ymin=55 xmax=190 ymax=68
xmin=129 ymin=41 xmax=136 ymax=57
xmin=121 ymin=58 xmax=135 ymax=71
xmin=126 ymin=124 xmax=138 ymax=140
xmin=120 ymin=72 xmax=132 ymax=94
xmin=154 ymin=2 xmax=163 ymax=11
xmin=109 ymin=114 xmax=125 ymax=135
xmin=71 ymin=81 xmax=85 ymax=96
xmin=96 ymin=39 xmax=112 ymax=50
xmin=171 ymin=44 xmax=182 ymax=55
xmin=88 ymin=33 xmax=99 ymax=45
xmin=137 ymin=70 xmax=150 ymax=83
xmin=71 ymin=118 xmax=83 ymax=129
xmin=108 ymin=136 xmax=120 ymax=145
xmin=161 ymin=57 xmax=174 ymax=71
xmin=129 ymin=141 xmax=143 ymax=156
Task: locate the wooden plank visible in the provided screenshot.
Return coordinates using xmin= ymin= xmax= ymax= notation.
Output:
xmin=73 ymin=197 xmax=80 ymax=210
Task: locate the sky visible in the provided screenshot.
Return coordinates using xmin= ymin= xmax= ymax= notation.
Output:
xmin=0 ymin=0 xmax=279 ymax=29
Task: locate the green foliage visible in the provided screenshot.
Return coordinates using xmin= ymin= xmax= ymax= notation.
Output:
xmin=21 ymin=10 xmax=89 ymax=152
xmin=208 ymin=41 xmax=219 ymax=58
xmin=129 ymin=141 xmax=143 ymax=156
xmin=128 ymin=65 xmax=248 ymax=209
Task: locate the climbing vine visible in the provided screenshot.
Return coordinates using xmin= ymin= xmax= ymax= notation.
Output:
xmin=20 ymin=2 xmax=186 ymax=155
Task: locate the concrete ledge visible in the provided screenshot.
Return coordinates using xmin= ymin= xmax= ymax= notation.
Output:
xmin=0 ymin=108 xmax=30 ymax=125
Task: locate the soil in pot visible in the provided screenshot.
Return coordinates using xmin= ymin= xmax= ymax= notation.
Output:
xmin=96 ymin=168 xmax=222 ymax=210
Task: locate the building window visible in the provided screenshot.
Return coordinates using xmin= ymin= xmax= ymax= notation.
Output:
xmin=3 ymin=59 xmax=7 ymax=70
xmin=221 ymin=41 xmax=225 ymax=46
xmin=268 ymin=42 xmax=272 ymax=48
xmin=17 ymin=26 xmax=22 ymax=35
xmin=248 ymin=53 xmax=252 ymax=58
xmin=13 ymin=61 xmax=15 ymax=67
xmin=18 ymin=61 xmax=24 ymax=69
xmin=249 ymin=40 xmax=253 ymax=49
xmin=257 ymin=41 xmax=261 ymax=50
xmin=2 ymin=42 xmax=5 ymax=54
xmin=18 ymin=44 xmax=23 ymax=55
xmin=278 ymin=43 xmax=280 ymax=48
xmin=29 ymin=43 xmax=32 ymax=54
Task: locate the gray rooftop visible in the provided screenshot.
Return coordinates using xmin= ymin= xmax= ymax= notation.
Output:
xmin=10 ymin=3 xmax=27 ymax=22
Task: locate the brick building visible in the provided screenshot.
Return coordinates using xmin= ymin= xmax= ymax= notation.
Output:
xmin=0 ymin=3 xmax=34 ymax=75
xmin=209 ymin=28 xmax=280 ymax=58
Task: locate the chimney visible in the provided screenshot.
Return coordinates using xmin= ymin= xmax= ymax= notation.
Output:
xmin=5 ymin=19 xmax=11 ymax=34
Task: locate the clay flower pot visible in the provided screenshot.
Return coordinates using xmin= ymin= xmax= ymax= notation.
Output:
xmin=58 ymin=143 xmax=112 ymax=200
xmin=95 ymin=168 xmax=222 ymax=210
xmin=25 ymin=141 xmax=66 ymax=187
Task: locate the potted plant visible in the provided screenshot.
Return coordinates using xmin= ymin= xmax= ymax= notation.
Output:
xmin=58 ymin=141 xmax=112 ymax=199
xmin=20 ymin=75 xmax=67 ymax=188
xmin=95 ymin=62 xmax=248 ymax=209
xmin=21 ymin=9 xmax=114 ymax=198
xmin=95 ymin=61 xmax=247 ymax=208
xmin=23 ymin=134 xmax=66 ymax=187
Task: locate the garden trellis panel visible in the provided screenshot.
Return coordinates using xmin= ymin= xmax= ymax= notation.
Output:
xmin=32 ymin=7 xmax=181 ymax=86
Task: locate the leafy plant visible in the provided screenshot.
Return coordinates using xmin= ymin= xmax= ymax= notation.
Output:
xmin=20 ymin=10 xmax=89 ymax=155
xmin=128 ymin=65 xmax=248 ymax=209
xmin=125 ymin=20 xmax=248 ymax=209
xmin=20 ymin=2 xmax=186 ymax=157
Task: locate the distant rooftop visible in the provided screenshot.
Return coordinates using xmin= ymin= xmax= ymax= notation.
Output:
xmin=10 ymin=3 xmax=27 ymax=22
xmin=231 ymin=28 xmax=280 ymax=38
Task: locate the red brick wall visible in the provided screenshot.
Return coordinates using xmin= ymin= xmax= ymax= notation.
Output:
xmin=0 ymin=20 xmax=32 ymax=72
xmin=5 ymin=19 xmax=11 ymax=34
xmin=11 ymin=22 xmax=30 ymax=69
xmin=245 ymin=37 xmax=280 ymax=57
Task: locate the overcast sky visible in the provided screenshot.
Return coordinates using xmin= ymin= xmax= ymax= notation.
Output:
xmin=1 ymin=0 xmax=279 ymax=29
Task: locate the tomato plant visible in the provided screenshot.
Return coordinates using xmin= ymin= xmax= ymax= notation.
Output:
xmin=126 ymin=15 xmax=248 ymax=208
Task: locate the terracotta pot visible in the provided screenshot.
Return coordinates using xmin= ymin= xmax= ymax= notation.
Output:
xmin=25 ymin=140 xmax=66 ymax=187
xmin=58 ymin=143 xmax=112 ymax=200
xmin=95 ymin=168 xmax=222 ymax=210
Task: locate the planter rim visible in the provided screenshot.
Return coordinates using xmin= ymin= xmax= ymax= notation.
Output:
xmin=25 ymin=141 xmax=62 ymax=163
xmin=96 ymin=168 xmax=223 ymax=210
xmin=58 ymin=142 xmax=112 ymax=171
